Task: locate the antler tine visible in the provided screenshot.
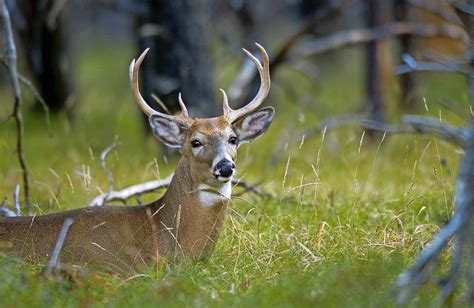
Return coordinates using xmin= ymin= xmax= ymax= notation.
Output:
xmin=225 ymin=43 xmax=271 ymax=123
xmin=130 ymin=49 xmax=191 ymax=126
xmin=178 ymin=92 xmax=189 ymax=117
xmin=130 ymin=48 xmax=156 ymax=118
xmin=220 ymin=88 xmax=232 ymax=117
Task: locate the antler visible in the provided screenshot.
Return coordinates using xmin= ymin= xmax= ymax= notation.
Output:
xmin=222 ymin=43 xmax=271 ymax=123
xmin=129 ymin=48 xmax=192 ymax=126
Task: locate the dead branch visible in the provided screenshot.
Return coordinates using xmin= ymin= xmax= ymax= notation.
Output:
xmin=0 ymin=207 xmax=16 ymax=217
xmin=89 ymin=174 xmax=272 ymax=207
xmin=299 ymin=22 xmax=468 ymax=59
xmin=0 ymin=57 xmax=51 ymax=133
xmin=394 ymin=54 xmax=469 ymax=75
xmin=396 ymin=125 xmax=474 ymax=304
xmin=361 ymin=115 xmax=468 ymax=147
xmin=42 ymin=218 xmax=74 ymax=277
xmin=99 ymin=138 xmax=120 ymax=196
xmin=1 ymin=0 xmax=30 ymax=213
xmin=13 ymin=184 xmax=20 ymax=216
xmin=89 ymin=175 xmax=174 ymax=207
xmin=226 ymin=0 xmax=354 ymax=104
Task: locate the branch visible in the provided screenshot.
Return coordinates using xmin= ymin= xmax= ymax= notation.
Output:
xmin=1 ymin=0 xmax=30 ymax=212
xmin=403 ymin=115 xmax=468 ymax=146
xmin=89 ymin=175 xmax=174 ymax=207
xmin=397 ymin=212 xmax=465 ymax=303
xmin=89 ymin=174 xmax=272 ymax=207
xmin=0 ymin=207 xmax=16 ymax=217
xmin=361 ymin=115 xmax=468 ymax=147
xmin=0 ymin=57 xmax=51 ymax=133
xmin=396 ymin=126 xmax=474 ymax=304
xmin=13 ymin=184 xmax=20 ymax=216
xmin=42 ymin=218 xmax=74 ymax=277
xmin=226 ymin=0 xmax=354 ymax=104
xmin=299 ymin=22 xmax=468 ymax=58
xmin=99 ymin=138 xmax=120 ymax=194
xmin=394 ymin=53 xmax=469 ymax=75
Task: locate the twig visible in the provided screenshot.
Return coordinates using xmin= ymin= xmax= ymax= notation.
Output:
xmin=299 ymin=22 xmax=469 ymax=59
xmin=0 ymin=58 xmax=51 ymax=134
xmin=1 ymin=0 xmax=30 ymax=213
xmin=89 ymin=174 xmax=272 ymax=207
xmin=42 ymin=218 xmax=74 ymax=276
xmin=99 ymin=138 xmax=120 ymax=199
xmin=13 ymin=184 xmax=20 ymax=216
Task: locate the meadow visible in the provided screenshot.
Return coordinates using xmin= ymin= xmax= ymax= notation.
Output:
xmin=0 ymin=45 xmax=468 ymax=306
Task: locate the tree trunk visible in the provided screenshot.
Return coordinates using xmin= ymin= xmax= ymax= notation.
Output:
xmin=395 ymin=0 xmax=418 ymax=109
xmin=15 ymin=0 xmax=75 ymax=113
xmin=135 ymin=0 xmax=214 ymax=128
xmin=365 ymin=0 xmax=392 ymax=125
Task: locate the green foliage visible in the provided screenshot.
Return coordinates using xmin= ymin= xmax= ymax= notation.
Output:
xmin=0 ymin=46 xmax=468 ymax=306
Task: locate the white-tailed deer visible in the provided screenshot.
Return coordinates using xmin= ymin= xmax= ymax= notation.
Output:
xmin=0 ymin=43 xmax=273 ymax=272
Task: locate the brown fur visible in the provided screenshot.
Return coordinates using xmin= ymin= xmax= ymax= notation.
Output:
xmin=0 ymin=156 xmax=227 ymax=273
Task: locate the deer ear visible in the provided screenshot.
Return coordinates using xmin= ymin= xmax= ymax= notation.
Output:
xmin=149 ymin=114 xmax=186 ymax=148
xmin=233 ymin=107 xmax=274 ymax=144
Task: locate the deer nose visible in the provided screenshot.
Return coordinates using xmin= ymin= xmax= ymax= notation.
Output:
xmin=214 ymin=159 xmax=235 ymax=178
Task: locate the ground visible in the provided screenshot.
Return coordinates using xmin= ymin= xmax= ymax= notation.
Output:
xmin=0 ymin=45 xmax=468 ymax=306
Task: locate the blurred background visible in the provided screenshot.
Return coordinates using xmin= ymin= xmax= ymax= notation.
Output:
xmin=1 ymin=0 xmax=473 ymax=305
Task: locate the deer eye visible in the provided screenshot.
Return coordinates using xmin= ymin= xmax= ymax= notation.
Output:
xmin=228 ymin=136 xmax=237 ymax=145
xmin=191 ymin=140 xmax=202 ymax=148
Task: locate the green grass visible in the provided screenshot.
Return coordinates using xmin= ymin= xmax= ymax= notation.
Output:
xmin=0 ymin=45 xmax=469 ymax=306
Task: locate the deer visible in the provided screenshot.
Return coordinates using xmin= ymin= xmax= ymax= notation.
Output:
xmin=0 ymin=43 xmax=273 ymax=273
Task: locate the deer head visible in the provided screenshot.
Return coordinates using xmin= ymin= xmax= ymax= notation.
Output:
xmin=129 ymin=44 xmax=274 ymax=200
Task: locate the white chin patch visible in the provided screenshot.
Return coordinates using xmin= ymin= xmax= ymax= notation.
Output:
xmin=198 ymin=181 xmax=232 ymax=208
xmin=217 ymin=176 xmax=232 ymax=183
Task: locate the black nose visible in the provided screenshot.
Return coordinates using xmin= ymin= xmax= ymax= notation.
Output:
xmin=214 ymin=160 xmax=235 ymax=177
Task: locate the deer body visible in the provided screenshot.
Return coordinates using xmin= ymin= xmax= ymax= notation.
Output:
xmin=0 ymin=44 xmax=273 ymax=272
xmin=1 ymin=157 xmax=228 ymax=271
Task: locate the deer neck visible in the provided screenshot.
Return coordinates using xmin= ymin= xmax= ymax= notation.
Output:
xmin=157 ymin=157 xmax=230 ymax=259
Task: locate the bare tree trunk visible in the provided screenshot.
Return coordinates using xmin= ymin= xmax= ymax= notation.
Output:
xmin=365 ymin=0 xmax=392 ymax=125
xmin=15 ymin=0 xmax=75 ymax=113
xmin=135 ymin=0 xmax=214 ymax=129
xmin=395 ymin=0 xmax=418 ymax=109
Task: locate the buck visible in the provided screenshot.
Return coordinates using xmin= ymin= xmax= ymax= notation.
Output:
xmin=0 ymin=44 xmax=273 ymax=272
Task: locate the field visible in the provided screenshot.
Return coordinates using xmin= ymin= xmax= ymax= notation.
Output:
xmin=0 ymin=45 xmax=468 ymax=306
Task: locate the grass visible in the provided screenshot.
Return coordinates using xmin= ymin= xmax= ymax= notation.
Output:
xmin=0 ymin=44 xmax=469 ymax=306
